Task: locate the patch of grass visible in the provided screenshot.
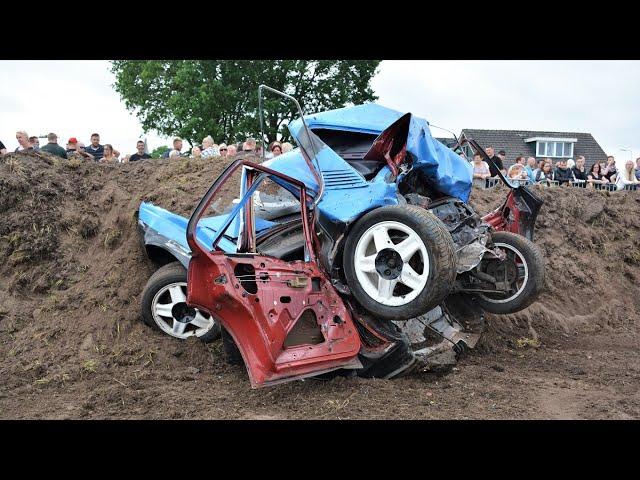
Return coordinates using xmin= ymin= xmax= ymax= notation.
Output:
xmin=103 ymin=229 xmax=122 ymax=248
xmin=516 ymin=337 xmax=541 ymax=349
xmin=82 ymin=359 xmax=98 ymax=373
xmin=624 ymin=251 xmax=640 ymax=266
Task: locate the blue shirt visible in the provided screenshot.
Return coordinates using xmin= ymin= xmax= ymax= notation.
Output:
xmin=524 ymin=165 xmax=535 ymax=182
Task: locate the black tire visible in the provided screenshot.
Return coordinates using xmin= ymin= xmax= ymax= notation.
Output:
xmin=220 ymin=326 xmax=243 ymax=365
xmin=475 ymin=231 xmax=545 ymax=314
xmin=140 ymin=262 xmax=221 ymax=343
xmin=343 ymin=205 xmax=457 ymax=321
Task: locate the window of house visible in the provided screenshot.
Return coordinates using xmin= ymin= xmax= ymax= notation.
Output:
xmin=536 ymin=141 xmax=574 ymax=158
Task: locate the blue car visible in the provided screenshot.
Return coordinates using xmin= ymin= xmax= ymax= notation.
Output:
xmin=137 ymin=90 xmax=544 ymax=386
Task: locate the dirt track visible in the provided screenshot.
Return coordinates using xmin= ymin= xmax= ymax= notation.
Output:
xmin=1 ymin=152 xmax=639 ymax=419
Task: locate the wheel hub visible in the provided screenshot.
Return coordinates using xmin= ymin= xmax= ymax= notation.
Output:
xmin=375 ymin=248 xmax=403 ymax=280
xmin=171 ymin=302 xmax=197 ymax=324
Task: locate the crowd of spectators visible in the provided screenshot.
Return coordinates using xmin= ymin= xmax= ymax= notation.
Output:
xmin=470 ymin=145 xmax=640 ymax=191
xmin=0 ymin=131 xmax=296 ymax=164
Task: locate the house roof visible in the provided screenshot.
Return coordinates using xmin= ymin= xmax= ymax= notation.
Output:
xmin=460 ymin=129 xmax=608 ymax=168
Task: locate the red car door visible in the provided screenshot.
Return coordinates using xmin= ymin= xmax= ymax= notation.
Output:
xmin=185 ymin=160 xmax=362 ymax=388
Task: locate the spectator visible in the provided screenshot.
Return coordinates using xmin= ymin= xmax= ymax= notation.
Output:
xmin=282 ymin=142 xmax=293 ymax=153
xmin=169 ymin=149 xmax=182 ymax=158
xmin=163 ymin=138 xmax=184 ymax=158
xmin=66 ymin=138 xmax=94 ymax=161
xmin=122 ymin=154 xmax=131 ymax=163
xmin=227 ymin=144 xmax=237 ymax=156
xmin=40 ymin=133 xmax=67 ymax=159
xmin=201 ymin=136 xmax=219 ymax=158
xmin=587 ymin=162 xmax=608 ymax=186
xmin=616 ymin=160 xmax=640 ymax=190
xmin=29 ymin=136 xmax=40 ymax=150
xmin=101 ymin=144 xmax=119 ymax=163
xmin=191 ymin=145 xmax=202 ymax=159
xmin=508 ymin=163 xmax=528 ymax=181
xmin=636 ymin=158 xmax=640 ymax=181
xmin=534 ymin=162 xmax=553 ymax=184
xmin=270 ymin=141 xmax=282 ymax=157
xmin=471 ymin=153 xmax=491 ymax=186
xmin=14 ymin=131 xmax=33 ymax=152
xmin=86 ymin=133 xmax=105 ymax=160
xmin=243 ymin=137 xmax=256 ymax=153
xmin=0 ymin=139 xmax=6 ymax=155
xmin=485 ymin=146 xmax=506 ymax=177
xmin=566 ymin=158 xmax=575 ymax=170
xmin=572 ymin=155 xmax=588 ymax=184
xmin=129 ymin=140 xmax=151 ymax=162
xmin=497 ymin=149 xmax=507 ymax=166
xmin=524 ymin=157 xmax=537 ymax=182
xmin=218 ymin=143 xmax=228 ymax=157
xmin=602 ymin=156 xmax=617 ymax=182
xmin=554 ymin=159 xmax=574 ymax=186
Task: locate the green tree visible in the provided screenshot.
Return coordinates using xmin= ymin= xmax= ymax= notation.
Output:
xmin=110 ymin=60 xmax=380 ymax=146
xmin=150 ymin=145 xmax=169 ymax=158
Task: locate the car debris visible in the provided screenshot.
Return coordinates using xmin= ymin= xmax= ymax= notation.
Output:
xmin=138 ymin=85 xmax=545 ymax=388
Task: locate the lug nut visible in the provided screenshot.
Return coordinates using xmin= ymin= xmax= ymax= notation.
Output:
xmin=384 ymin=269 xmax=391 ymax=276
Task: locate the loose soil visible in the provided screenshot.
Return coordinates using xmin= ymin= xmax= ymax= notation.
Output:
xmin=1 ymin=152 xmax=638 ymax=419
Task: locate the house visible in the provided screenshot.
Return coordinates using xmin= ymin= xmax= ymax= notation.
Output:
xmin=458 ymin=129 xmax=608 ymax=169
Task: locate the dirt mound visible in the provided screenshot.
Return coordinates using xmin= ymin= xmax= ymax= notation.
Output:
xmin=1 ymin=152 xmax=639 ymax=419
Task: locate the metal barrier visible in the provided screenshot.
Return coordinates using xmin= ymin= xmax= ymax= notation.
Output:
xmin=623 ymin=184 xmax=638 ymax=191
xmin=569 ymin=180 xmax=587 ymax=189
xmin=593 ymin=183 xmax=617 ymax=192
xmin=484 ymin=178 xmax=501 ymax=189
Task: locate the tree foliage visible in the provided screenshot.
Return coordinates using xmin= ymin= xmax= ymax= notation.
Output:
xmin=110 ymin=60 xmax=380 ymax=146
xmin=150 ymin=145 xmax=169 ymax=158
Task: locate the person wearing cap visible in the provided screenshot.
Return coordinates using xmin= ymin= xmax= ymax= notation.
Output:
xmin=66 ymin=138 xmax=95 ymax=161
xmin=40 ymin=133 xmax=67 ymax=159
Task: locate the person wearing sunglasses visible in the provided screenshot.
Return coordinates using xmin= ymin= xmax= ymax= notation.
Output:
xmin=219 ymin=143 xmax=228 ymax=157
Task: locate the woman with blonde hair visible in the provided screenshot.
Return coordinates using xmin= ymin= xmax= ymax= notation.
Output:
xmin=202 ymin=136 xmax=219 ymax=158
xmin=615 ymin=160 xmax=640 ymax=190
xmin=281 ymin=142 xmax=293 ymax=153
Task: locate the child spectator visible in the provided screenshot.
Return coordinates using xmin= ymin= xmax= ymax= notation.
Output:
xmin=566 ymin=158 xmax=575 ymax=170
xmin=15 ymin=131 xmax=33 ymax=152
xmin=554 ymin=159 xmax=574 ymax=185
xmin=86 ymin=133 xmax=105 ymax=160
xmin=129 ymin=140 xmax=151 ymax=162
xmin=615 ymin=160 xmax=640 ymax=190
xmin=508 ymin=163 xmax=528 ymax=181
xmin=169 ymin=149 xmax=182 ymax=158
xmin=602 ymin=156 xmax=617 ymax=182
xmin=40 ymin=133 xmax=67 ymax=158
xmin=201 ymin=136 xmax=219 ymax=158
xmin=587 ymin=162 xmax=608 ymax=186
xmin=191 ymin=145 xmax=202 ymax=159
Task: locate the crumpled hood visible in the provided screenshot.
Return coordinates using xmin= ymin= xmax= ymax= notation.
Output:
xmin=287 ymin=103 xmax=473 ymax=202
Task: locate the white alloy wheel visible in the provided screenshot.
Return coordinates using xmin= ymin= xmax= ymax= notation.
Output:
xmin=478 ymin=242 xmax=529 ymax=304
xmin=151 ymin=282 xmax=215 ymax=339
xmin=353 ymin=220 xmax=430 ymax=306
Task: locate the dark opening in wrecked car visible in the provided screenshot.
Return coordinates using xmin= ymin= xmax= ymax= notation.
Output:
xmin=137 ymin=86 xmax=545 ymax=388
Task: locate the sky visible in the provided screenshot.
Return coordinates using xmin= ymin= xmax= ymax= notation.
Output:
xmin=1 ymin=60 xmax=638 ymax=161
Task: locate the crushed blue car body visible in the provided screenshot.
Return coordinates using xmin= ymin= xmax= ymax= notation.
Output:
xmin=139 ymin=103 xmax=473 ymax=264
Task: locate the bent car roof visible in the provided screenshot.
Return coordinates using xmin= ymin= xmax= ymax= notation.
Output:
xmin=298 ymin=103 xmax=411 ymax=135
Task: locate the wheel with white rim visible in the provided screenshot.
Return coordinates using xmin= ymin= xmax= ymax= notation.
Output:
xmin=343 ymin=205 xmax=457 ymax=321
xmin=141 ymin=262 xmax=221 ymax=342
xmin=475 ymin=231 xmax=545 ymax=314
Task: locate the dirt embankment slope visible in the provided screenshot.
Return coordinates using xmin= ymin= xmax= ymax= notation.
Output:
xmin=1 ymin=152 xmax=639 ymax=419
